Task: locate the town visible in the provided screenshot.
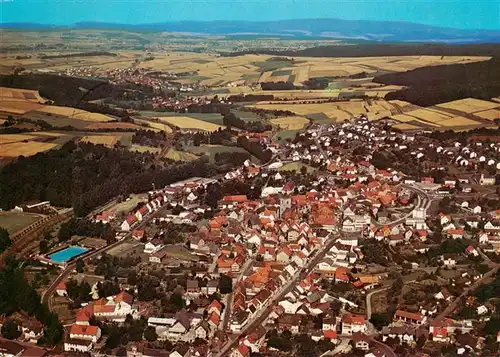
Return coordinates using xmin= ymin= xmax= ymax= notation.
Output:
xmin=0 ymin=114 xmax=499 ymax=357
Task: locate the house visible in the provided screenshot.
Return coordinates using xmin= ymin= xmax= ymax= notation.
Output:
xmin=231 ymin=345 xmax=250 ymax=357
xmin=132 ymin=230 xmax=145 ymax=240
xmin=144 ymin=239 xmax=164 ymax=254
xmin=341 ymin=314 xmax=367 ymax=335
xmin=69 ymin=324 xmax=101 ymax=343
xmin=394 ymin=310 xmax=424 ymax=325
xmin=56 ymin=282 xmax=67 ymax=297
xmin=121 ymin=214 xmax=138 ymax=232
xmin=479 ymin=174 xmax=495 ymax=186
xmin=277 ymin=314 xmax=301 ymax=334
xmin=64 ymin=324 xmax=101 ymax=353
xmin=441 ymin=254 xmax=457 ymax=267
xmin=186 ymin=280 xmax=200 ymax=296
xmin=446 ymin=228 xmax=464 ymax=240
xmin=465 ymin=245 xmax=479 ymax=257
xmin=230 ymin=310 xmax=249 ymax=333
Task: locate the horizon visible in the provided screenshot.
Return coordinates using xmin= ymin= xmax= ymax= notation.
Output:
xmin=1 ymin=0 xmax=499 ymax=31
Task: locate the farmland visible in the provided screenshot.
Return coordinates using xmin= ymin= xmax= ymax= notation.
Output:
xmin=184 ymin=144 xmax=248 ymax=161
xmin=154 ymin=116 xmax=224 ymax=132
xmin=80 ymin=135 xmax=119 ymax=147
xmin=164 ymin=148 xmax=199 ymax=162
xmin=270 ymin=116 xmax=309 ymax=130
xmin=386 ymin=97 xmax=500 ymax=130
xmin=0 ymin=211 xmax=44 ymax=234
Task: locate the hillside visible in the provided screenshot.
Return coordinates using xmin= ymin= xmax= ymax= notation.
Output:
xmin=374 ymin=58 xmax=500 ymax=106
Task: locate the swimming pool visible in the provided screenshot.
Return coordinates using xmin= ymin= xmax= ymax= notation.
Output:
xmin=48 ymin=246 xmax=89 ymax=263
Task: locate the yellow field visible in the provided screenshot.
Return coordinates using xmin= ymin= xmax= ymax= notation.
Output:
xmin=133 ymin=118 xmax=173 ymax=133
xmin=270 ymin=116 xmax=309 ymax=130
xmin=392 ymin=123 xmax=421 ymax=130
xmin=155 ymin=116 xmax=223 ymax=132
xmin=404 ymin=108 xmax=453 ymax=123
xmin=1 ymin=134 xmax=43 ymax=144
xmin=80 ymin=135 xmax=118 ymax=146
xmin=390 ymin=114 xmax=440 ymax=127
xmin=0 ymin=87 xmax=45 ymax=102
xmin=249 ymin=100 xmax=396 ymax=122
xmin=438 ymin=117 xmax=482 ymax=127
xmin=0 ymin=100 xmax=45 ymax=114
xmin=437 ymin=98 xmax=499 ymax=114
xmin=388 ymin=100 xmax=413 ymax=107
xmin=36 ymin=106 xmax=114 ymax=121
xmin=0 ymin=141 xmax=57 ymax=157
xmin=474 ymin=109 xmax=500 ymax=120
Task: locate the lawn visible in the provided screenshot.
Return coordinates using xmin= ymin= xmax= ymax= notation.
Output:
xmin=184 ymin=144 xmax=248 ymax=161
xmin=0 ymin=212 xmax=44 ymax=234
xmin=279 ymin=162 xmax=316 ymax=173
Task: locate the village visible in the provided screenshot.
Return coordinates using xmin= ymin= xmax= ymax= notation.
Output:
xmin=1 ymin=116 xmax=499 ymax=357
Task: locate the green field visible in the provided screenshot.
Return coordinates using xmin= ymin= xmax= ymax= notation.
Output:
xmin=279 ymin=162 xmax=316 ymax=173
xmin=184 ymin=144 xmax=248 ymax=161
xmin=0 ymin=212 xmax=44 ymax=234
xmin=274 ymin=129 xmax=300 ymax=142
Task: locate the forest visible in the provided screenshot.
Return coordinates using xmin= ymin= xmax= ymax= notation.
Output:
xmin=375 ymin=58 xmax=500 ymax=106
xmin=0 ymin=141 xmax=225 ymax=216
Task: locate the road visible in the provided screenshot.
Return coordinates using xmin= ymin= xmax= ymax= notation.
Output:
xmin=430 ymin=264 xmax=499 ymax=325
xmin=41 ymin=203 xmax=172 ymax=308
xmin=221 ymin=259 xmax=253 ymax=331
xmin=216 ymin=232 xmax=341 ymax=357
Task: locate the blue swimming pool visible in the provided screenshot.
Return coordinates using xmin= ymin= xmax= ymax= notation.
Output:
xmin=48 ymin=246 xmax=88 ymax=263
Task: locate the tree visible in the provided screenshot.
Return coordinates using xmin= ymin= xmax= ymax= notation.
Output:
xmin=144 ymin=326 xmax=157 ymax=342
xmin=219 ymin=274 xmax=233 ymax=294
xmin=370 ymin=312 xmax=392 ymax=330
xmin=0 ymin=228 xmax=12 ymax=253
xmin=39 ymin=240 xmax=49 ymax=254
xmin=1 ymin=319 xmax=21 ymax=340
xmin=75 ymin=259 xmax=85 ymax=273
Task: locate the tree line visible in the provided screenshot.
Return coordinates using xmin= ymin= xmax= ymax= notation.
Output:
xmin=237 ymin=135 xmax=273 ymax=163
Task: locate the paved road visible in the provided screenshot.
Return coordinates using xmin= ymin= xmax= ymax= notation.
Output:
xmin=41 ymin=204 xmax=172 ymax=307
xmin=216 ymin=232 xmax=341 ymax=356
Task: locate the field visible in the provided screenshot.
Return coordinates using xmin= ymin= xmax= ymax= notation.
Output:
xmin=154 ymin=116 xmax=224 ymax=132
xmin=184 ymin=144 xmax=248 ymax=161
xmin=270 ymin=116 xmax=309 ymax=130
xmin=436 ymin=98 xmax=499 ymax=114
xmin=247 ymin=99 xmax=397 ymax=122
xmin=80 ymin=135 xmax=118 ymax=146
xmin=164 ymin=148 xmax=199 ymax=161
xmin=387 ymin=97 xmax=500 ymax=130
xmin=0 ymin=141 xmax=58 ymax=157
xmin=0 ymin=212 xmax=44 ymax=234
xmin=130 ymin=144 xmax=161 ymax=154
xmin=0 ymin=87 xmax=45 ymax=102
xmin=279 ymin=162 xmax=316 ymax=173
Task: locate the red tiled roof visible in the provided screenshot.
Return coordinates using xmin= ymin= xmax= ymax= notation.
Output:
xmin=70 ymin=324 xmax=99 ymax=336
xmin=323 ymin=330 xmax=337 ymax=339
xmin=394 ymin=310 xmax=423 ymax=322
xmin=223 ymin=195 xmax=248 ymax=203
xmin=343 ymin=314 xmax=365 ymax=325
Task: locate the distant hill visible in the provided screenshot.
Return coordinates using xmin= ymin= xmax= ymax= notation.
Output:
xmin=1 ymin=18 xmax=500 ymax=43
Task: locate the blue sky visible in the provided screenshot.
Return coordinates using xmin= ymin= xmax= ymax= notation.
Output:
xmin=1 ymin=0 xmax=499 ymax=30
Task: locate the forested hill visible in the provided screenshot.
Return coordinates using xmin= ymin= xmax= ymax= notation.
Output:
xmin=374 ymin=57 xmax=500 ymax=106
xmin=223 ymin=43 xmax=500 ymax=58
xmin=0 ymin=142 xmax=223 ymax=216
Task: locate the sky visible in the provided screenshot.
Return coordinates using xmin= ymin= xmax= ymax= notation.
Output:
xmin=1 ymin=0 xmax=499 ymax=30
